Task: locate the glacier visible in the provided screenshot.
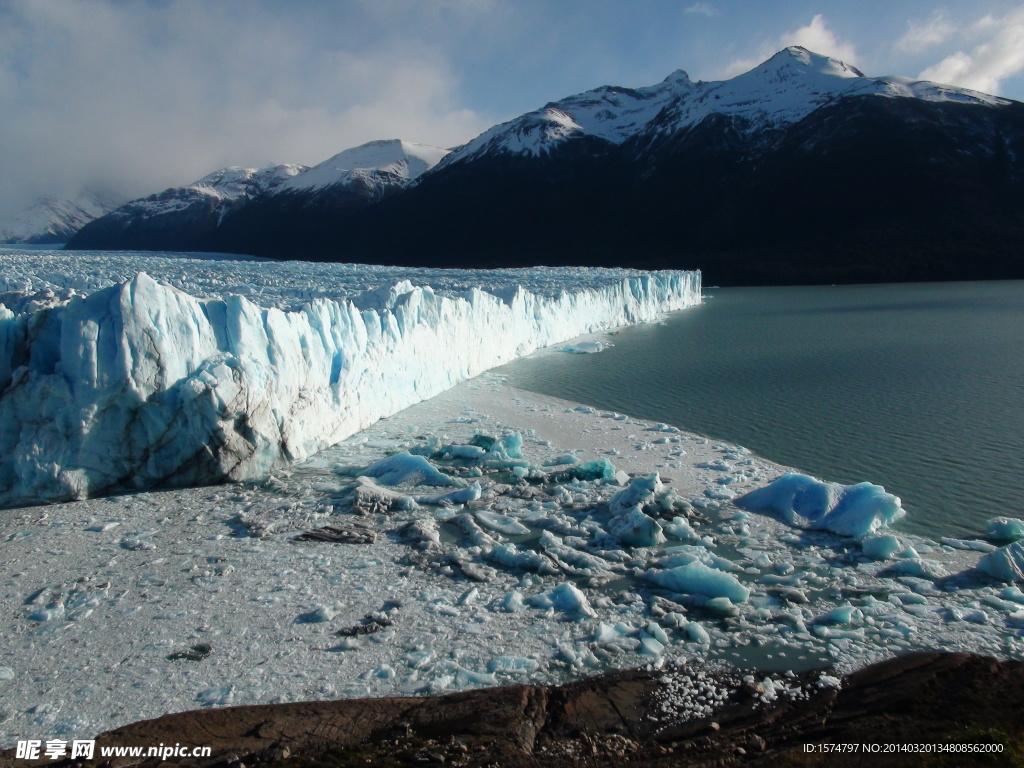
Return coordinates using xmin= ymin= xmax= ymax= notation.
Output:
xmin=0 ymin=253 xmax=700 ymax=508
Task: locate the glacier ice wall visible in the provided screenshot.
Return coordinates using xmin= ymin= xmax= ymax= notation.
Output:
xmin=0 ymin=269 xmax=700 ymax=507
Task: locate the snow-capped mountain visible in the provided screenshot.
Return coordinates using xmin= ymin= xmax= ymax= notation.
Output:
xmin=438 ymin=47 xmax=1007 ymax=167
xmin=69 ymin=140 xmax=447 ymax=253
xmin=0 ymin=190 xmax=124 ymax=244
xmin=68 ymin=48 xmax=1024 ymax=285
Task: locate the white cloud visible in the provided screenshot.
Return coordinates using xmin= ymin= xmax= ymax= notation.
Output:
xmin=918 ymin=7 xmax=1024 ymax=95
xmin=0 ymin=0 xmax=494 ymax=217
xmin=894 ymin=11 xmax=957 ymax=54
xmin=722 ymin=14 xmax=857 ymax=78
xmin=684 ymin=3 xmax=719 ymax=17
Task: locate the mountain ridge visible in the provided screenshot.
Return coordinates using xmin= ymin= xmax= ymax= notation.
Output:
xmin=67 ymin=48 xmax=1024 ymax=286
xmin=0 ymin=190 xmax=124 ymax=244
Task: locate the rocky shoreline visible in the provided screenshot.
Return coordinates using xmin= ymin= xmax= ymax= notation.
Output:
xmin=3 ymin=652 xmax=1022 ymax=767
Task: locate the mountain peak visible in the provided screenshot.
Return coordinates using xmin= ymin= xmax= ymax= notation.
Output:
xmin=662 ymin=69 xmax=692 ymax=85
xmin=279 ymin=139 xmax=449 ymax=192
xmin=751 ymin=46 xmax=865 ymax=80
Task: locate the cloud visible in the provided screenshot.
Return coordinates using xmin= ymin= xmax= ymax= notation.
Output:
xmin=0 ymin=0 xmax=494 ymax=217
xmin=918 ymin=7 xmax=1024 ymax=95
xmin=722 ymin=14 xmax=857 ymax=78
xmin=894 ymin=11 xmax=957 ymax=54
xmin=684 ymin=3 xmax=719 ymax=17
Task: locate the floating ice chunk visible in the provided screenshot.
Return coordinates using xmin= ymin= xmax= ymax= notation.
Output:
xmin=646 ymin=562 xmax=750 ymax=603
xmin=813 ymin=606 xmax=860 ymax=625
xmin=941 ymin=537 xmax=997 ymax=553
xmin=452 ymin=665 xmax=498 ymax=687
xmin=606 ymin=473 xmax=666 ymax=547
xmin=659 ymin=546 xmax=738 ymax=572
xmin=986 ymin=517 xmax=1024 ymax=542
xmin=608 ymin=506 xmax=665 ymax=548
xmin=474 ymin=510 xmax=530 ymax=536
xmin=552 ymin=458 xmax=617 ymax=482
xmin=358 ymin=452 xmax=459 ymax=487
xmin=398 ymin=519 xmax=441 ymax=550
xmin=609 ymin=472 xmax=663 ymax=513
xmin=495 ymin=591 xmax=526 ymax=612
xmin=685 ymin=621 xmax=711 ymax=645
xmin=1000 ymin=586 xmax=1024 ymax=605
xmin=861 ymin=534 xmax=903 ymax=560
xmin=491 ymin=433 xmax=524 ymax=460
xmin=735 ymin=473 xmax=905 ymax=537
xmin=486 ymin=544 xmax=558 ymax=575
xmin=978 ymin=541 xmax=1024 ymax=582
xmin=562 ymin=341 xmax=611 ymax=354
xmin=883 ymin=559 xmax=947 ymax=581
xmin=350 ymin=477 xmax=419 ymax=514
xmin=416 ymin=482 xmax=482 ymax=506
xmin=593 ymin=622 xmax=621 ymax=644
xmin=297 ymin=604 xmax=341 ymax=623
xmin=704 ymin=597 xmax=740 ymax=616
xmin=529 ymin=582 xmax=597 ymax=619
xmin=663 ymin=517 xmax=698 ymax=541
xmin=640 ymin=635 xmax=665 ymax=655
xmin=544 ymin=452 xmax=579 ymax=466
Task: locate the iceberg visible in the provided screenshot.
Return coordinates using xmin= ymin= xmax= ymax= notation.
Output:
xmin=735 ymin=473 xmax=905 ymax=537
xmin=646 ymin=561 xmax=750 ymax=603
xmin=986 ymin=517 xmax=1024 ymax=542
xmin=979 ymin=541 xmax=1024 ymax=583
xmin=0 ymin=267 xmax=700 ymax=507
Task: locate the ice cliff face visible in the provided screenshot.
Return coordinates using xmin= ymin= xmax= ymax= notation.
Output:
xmin=0 ymin=266 xmax=700 ymax=508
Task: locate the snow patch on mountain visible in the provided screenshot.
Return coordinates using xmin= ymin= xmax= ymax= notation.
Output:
xmin=191 ymin=164 xmax=308 ymax=200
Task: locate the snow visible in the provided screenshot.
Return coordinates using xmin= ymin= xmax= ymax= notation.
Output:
xmin=0 ymin=192 xmax=124 ymax=244
xmin=439 ymin=46 xmax=1011 ymax=166
xmin=0 ymin=251 xmax=699 ymax=508
xmin=191 ymin=164 xmax=307 ymax=200
xmin=277 ymin=139 xmax=449 ymax=193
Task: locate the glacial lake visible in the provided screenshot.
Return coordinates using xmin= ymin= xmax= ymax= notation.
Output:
xmin=497 ymin=280 xmax=1024 ymax=540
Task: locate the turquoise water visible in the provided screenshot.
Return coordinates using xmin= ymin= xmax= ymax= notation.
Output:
xmin=497 ymin=281 xmax=1024 ymax=539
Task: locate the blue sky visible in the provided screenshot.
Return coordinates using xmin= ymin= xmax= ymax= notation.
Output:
xmin=1 ymin=0 xmax=1023 ymax=215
